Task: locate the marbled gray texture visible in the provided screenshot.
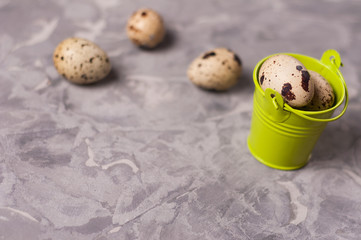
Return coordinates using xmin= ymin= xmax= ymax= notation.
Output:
xmin=0 ymin=0 xmax=361 ymax=239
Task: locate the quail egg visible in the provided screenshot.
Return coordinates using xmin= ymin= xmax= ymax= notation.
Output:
xmin=126 ymin=8 xmax=165 ymax=48
xmin=53 ymin=37 xmax=111 ymax=84
xmin=187 ymin=48 xmax=242 ymax=91
xmin=303 ymin=70 xmax=335 ymax=111
xmin=259 ymin=54 xmax=314 ymax=108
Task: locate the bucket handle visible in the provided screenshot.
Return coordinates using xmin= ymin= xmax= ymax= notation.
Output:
xmin=284 ymin=50 xmax=349 ymax=122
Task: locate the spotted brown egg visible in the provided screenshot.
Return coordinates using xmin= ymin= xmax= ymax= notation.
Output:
xmin=259 ymin=54 xmax=314 ymax=108
xmin=53 ymin=37 xmax=111 ymax=84
xmin=187 ymin=48 xmax=242 ymax=91
xmin=126 ymin=8 xmax=165 ymax=48
xmin=303 ymin=70 xmax=335 ymax=111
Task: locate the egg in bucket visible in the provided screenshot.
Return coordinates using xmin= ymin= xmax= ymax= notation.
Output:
xmin=247 ymin=50 xmax=348 ymax=170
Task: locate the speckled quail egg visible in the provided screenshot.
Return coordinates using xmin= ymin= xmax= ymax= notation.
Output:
xmin=303 ymin=70 xmax=335 ymax=111
xmin=187 ymin=48 xmax=242 ymax=91
xmin=259 ymin=54 xmax=314 ymax=108
xmin=126 ymin=8 xmax=165 ymax=48
xmin=53 ymin=37 xmax=111 ymax=84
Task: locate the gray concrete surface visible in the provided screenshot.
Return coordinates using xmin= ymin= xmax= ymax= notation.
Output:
xmin=1 ymin=0 xmax=361 ymax=239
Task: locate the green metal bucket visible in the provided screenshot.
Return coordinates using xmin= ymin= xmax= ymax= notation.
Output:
xmin=247 ymin=50 xmax=349 ymax=170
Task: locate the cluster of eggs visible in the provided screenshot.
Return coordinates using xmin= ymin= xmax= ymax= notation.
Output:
xmin=53 ymin=8 xmax=243 ymax=90
xmin=53 ymin=8 xmax=333 ymax=111
xmin=258 ymin=55 xmax=335 ymax=110
xmin=53 ymin=8 xmax=165 ymax=85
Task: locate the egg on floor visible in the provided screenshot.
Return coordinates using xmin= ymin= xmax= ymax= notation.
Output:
xmin=187 ymin=48 xmax=242 ymax=91
xmin=259 ymin=54 xmax=314 ymax=108
xmin=303 ymin=70 xmax=335 ymax=111
xmin=53 ymin=37 xmax=111 ymax=84
xmin=126 ymin=8 xmax=165 ymax=48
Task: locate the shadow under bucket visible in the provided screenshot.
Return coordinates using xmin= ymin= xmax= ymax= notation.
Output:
xmin=247 ymin=50 xmax=349 ymax=170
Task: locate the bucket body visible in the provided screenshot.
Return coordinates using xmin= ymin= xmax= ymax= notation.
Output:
xmin=247 ymin=50 xmax=348 ymax=170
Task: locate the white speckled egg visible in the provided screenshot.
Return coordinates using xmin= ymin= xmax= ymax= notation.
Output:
xmin=53 ymin=38 xmax=111 ymax=84
xmin=303 ymin=70 xmax=335 ymax=111
xmin=126 ymin=8 xmax=165 ymax=48
xmin=259 ymin=54 xmax=314 ymax=108
xmin=187 ymin=48 xmax=242 ymax=91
